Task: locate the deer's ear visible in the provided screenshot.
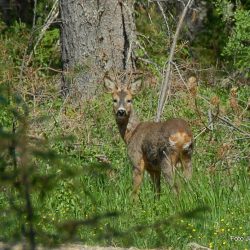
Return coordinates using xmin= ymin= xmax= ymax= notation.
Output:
xmin=104 ymin=77 xmax=116 ymax=93
xmin=129 ymin=79 xmax=142 ymax=95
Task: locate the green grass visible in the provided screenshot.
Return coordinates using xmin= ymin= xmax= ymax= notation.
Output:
xmin=1 ymin=82 xmax=249 ymax=249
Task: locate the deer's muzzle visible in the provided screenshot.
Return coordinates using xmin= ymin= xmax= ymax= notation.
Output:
xmin=117 ymin=109 xmax=126 ymax=117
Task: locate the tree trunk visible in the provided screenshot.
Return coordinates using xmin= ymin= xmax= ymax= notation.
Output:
xmin=59 ymin=0 xmax=136 ymax=99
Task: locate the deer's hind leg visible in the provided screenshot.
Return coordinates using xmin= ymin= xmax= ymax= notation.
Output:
xmin=181 ymin=151 xmax=192 ymax=180
xmin=147 ymin=169 xmax=161 ymax=199
xmin=160 ymin=152 xmax=179 ymax=194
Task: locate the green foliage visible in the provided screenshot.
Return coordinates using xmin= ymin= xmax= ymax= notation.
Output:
xmin=135 ymin=3 xmax=171 ymax=73
xmin=36 ymin=0 xmax=57 ymax=27
xmin=0 ymin=2 xmax=60 ymax=74
xmin=214 ymin=0 xmax=235 ymax=21
xmin=0 ymin=86 xmax=13 ymax=129
xmin=1 ymin=80 xmax=245 ymax=249
xmin=0 ymin=86 xmax=118 ymax=248
xmin=213 ymin=0 xmax=250 ymax=76
xmin=136 ymin=4 xmax=167 ymax=61
xmin=223 ymin=9 xmax=250 ymax=76
xmin=189 ymin=1 xmax=228 ymax=67
xmin=35 ymin=28 xmax=60 ymax=68
xmin=0 ymin=20 xmax=29 ymax=70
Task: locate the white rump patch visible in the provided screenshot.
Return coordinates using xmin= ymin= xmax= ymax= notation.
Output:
xmin=183 ymin=141 xmax=192 ymax=150
xmin=169 ymin=132 xmax=192 ymax=150
xmin=169 ymin=138 xmax=177 ymax=148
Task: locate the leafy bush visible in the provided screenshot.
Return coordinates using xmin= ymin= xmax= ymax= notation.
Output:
xmin=214 ymin=0 xmax=250 ymax=76
xmin=223 ymin=9 xmax=250 ymax=76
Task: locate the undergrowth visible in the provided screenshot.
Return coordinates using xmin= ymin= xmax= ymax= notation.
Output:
xmin=0 ymin=6 xmax=250 ymax=250
xmin=1 ymin=73 xmax=249 ymax=249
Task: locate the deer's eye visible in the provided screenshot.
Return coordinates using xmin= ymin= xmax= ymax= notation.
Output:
xmin=127 ymin=99 xmax=132 ymax=103
xmin=113 ymin=99 xmax=118 ymax=103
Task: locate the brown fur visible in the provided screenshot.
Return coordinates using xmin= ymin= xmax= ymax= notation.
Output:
xmin=104 ymin=77 xmax=193 ymax=200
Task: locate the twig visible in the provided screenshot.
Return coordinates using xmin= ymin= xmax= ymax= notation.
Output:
xmin=218 ymin=116 xmax=250 ymax=136
xmin=136 ymin=39 xmax=151 ymax=59
xmin=156 ymin=0 xmax=171 ymax=45
xmin=171 ymin=61 xmax=190 ymax=91
xmin=156 ymin=0 xmax=194 ymax=122
xmin=136 ymin=57 xmax=161 ymax=74
xmin=19 ymin=0 xmax=59 ymax=84
xmin=193 ymin=98 xmax=220 ymax=141
xmin=39 ymin=66 xmax=64 ymax=73
xmin=137 ymin=32 xmax=153 ymax=46
xmin=135 ymin=39 xmax=161 ymax=73
xmin=32 ymin=0 xmax=37 ymax=28
xmin=27 ymin=0 xmax=59 ymax=66
xmin=208 ymin=110 xmax=213 ymax=131
xmin=194 ymin=127 xmax=207 ymax=140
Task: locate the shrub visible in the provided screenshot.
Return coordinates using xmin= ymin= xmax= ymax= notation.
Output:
xmin=223 ymin=9 xmax=250 ymax=76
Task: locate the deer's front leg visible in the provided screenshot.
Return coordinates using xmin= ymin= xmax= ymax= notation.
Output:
xmin=132 ymin=158 xmax=145 ymax=201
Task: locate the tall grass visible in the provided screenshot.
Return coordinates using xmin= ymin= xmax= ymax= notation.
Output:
xmin=1 ymin=80 xmax=249 ymax=249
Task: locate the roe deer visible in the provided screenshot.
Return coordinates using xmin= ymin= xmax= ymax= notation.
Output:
xmin=104 ymin=77 xmax=193 ymax=200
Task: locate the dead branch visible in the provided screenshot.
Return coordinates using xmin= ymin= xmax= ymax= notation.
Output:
xmin=32 ymin=0 xmax=37 ymax=28
xmin=166 ymin=61 xmax=249 ymax=141
xmin=19 ymin=0 xmax=59 ymax=84
xmin=218 ymin=116 xmax=250 ymax=136
xmin=193 ymin=106 xmax=250 ymax=141
xmin=208 ymin=110 xmax=213 ymax=131
xmin=156 ymin=0 xmax=194 ymax=122
xmin=27 ymin=0 xmax=59 ymax=65
xmin=156 ymin=0 xmax=171 ymax=45
xmin=137 ymin=57 xmax=161 ymax=74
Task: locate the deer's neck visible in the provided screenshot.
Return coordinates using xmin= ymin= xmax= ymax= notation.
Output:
xmin=116 ymin=108 xmax=140 ymax=144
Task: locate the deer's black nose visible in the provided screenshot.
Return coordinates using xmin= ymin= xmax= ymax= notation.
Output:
xmin=117 ymin=109 xmax=126 ymax=116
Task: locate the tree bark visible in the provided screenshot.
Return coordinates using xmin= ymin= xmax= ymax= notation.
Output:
xmin=59 ymin=0 xmax=136 ymax=99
